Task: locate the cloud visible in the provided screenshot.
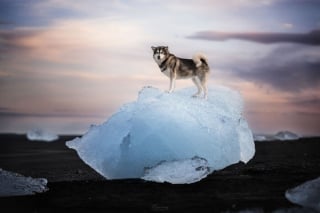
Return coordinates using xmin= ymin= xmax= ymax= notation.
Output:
xmin=290 ymin=98 xmax=320 ymax=107
xmin=0 ymin=17 xmax=155 ymax=75
xmin=0 ymin=20 xmax=13 ymax=25
xmin=188 ymin=29 xmax=320 ymax=45
xmin=1 ymin=18 xmax=146 ymax=51
xmin=226 ymin=45 xmax=320 ymax=92
xmin=286 ymin=95 xmax=320 ymax=114
xmin=0 ymin=28 xmax=43 ymax=53
xmin=33 ymin=0 xmax=279 ymax=14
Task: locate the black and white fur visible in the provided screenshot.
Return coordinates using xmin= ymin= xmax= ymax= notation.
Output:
xmin=152 ymin=46 xmax=210 ymax=99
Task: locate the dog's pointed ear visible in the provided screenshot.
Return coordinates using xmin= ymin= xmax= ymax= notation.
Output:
xmin=151 ymin=46 xmax=156 ymax=51
xmin=165 ymin=46 xmax=169 ymax=51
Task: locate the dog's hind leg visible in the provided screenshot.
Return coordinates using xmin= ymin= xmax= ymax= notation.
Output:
xmin=192 ymin=77 xmax=203 ymax=98
xmin=199 ymin=73 xmax=208 ymax=99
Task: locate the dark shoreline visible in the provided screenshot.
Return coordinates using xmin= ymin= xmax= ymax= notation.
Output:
xmin=1 ymin=134 xmax=320 ymax=212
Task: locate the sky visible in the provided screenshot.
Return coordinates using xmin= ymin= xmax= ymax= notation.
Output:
xmin=0 ymin=0 xmax=320 ymax=136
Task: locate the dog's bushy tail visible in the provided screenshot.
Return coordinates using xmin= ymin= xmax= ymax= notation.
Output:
xmin=192 ymin=53 xmax=209 ymax=69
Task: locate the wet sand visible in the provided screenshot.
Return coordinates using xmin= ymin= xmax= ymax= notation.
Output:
xmin=0 ymin=134 xmax=319 ymax=212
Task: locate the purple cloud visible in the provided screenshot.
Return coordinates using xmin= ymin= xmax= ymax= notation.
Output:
xmin=188 ymin=29 xmax=320 ymax=45
xmin=0 ymin=20 xmax=13 ymax=25
xmin=0 ymin=29 xmax=41 ymax=54
xmin=209 ymin=43 xmax=320 ymax=93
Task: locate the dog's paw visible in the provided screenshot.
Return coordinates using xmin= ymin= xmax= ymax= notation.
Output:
xmin=166 ymin=90 xmax=173 ymax=94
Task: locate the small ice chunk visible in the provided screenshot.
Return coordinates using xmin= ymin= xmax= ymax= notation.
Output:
xmin=27 ymin=128 xmax=59 ymax=142
xmin=142 ymin=156 xmax=210 ymax=184
xmin=285 ymin=176 xmax=320 ymax=212
xmin=254 ymin=131 xmax=301 ymax=142
xmin=274 ymin=131 xmax=300 ymax=141
xmin=253 ymin=134 xmax=267 ymax=142
xmin=0 ymin=168 xmax=48 ymax=197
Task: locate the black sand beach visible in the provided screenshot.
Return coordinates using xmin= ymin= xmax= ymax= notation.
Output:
xmin=0 ymin=134 xmax=319 ymax=212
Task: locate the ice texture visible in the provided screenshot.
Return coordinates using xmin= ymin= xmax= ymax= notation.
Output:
xmin=0 ymin=168 xmax=48 ymax=197
xmin=142 ymin=156 xmax=210 ymax=184
xmin=285 ymin=176 xmax=320 ymax=212
xmin=27 ymin=128 xmax=59 ymax=142
xmin=66 ymin=86 xmax=255 ymax=183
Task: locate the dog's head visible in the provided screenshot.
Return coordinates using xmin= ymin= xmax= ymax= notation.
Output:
xmin=151 ymin=46 xmax=169 ymax=63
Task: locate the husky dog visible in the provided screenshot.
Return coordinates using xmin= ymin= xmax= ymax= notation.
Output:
xmin=151 ymin=46 xmax=210 ymax=99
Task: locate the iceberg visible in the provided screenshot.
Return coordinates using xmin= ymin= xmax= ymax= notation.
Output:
xmin=27 ymin=128 xmax=59 ymax=142
xmin=0 ymin=168 xmax=48 ymax=197
xmin=66 ymin=86 xmax=255 ymax=184
xmin=285 ymin=176 xmax=320 ymax=212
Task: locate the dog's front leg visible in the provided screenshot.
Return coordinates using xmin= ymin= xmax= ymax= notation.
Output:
xmin=168 ymin=72 xmax=176 ymax=93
